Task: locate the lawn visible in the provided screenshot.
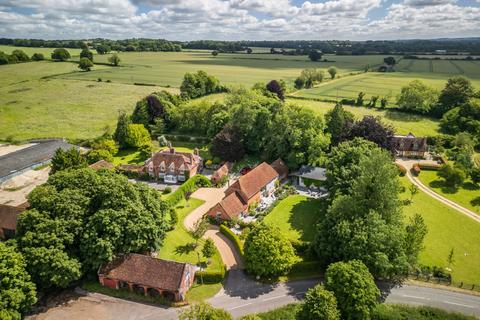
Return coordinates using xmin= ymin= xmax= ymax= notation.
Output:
xmin=417 ymin=170 xmax=480 ymax=214
xmin=0 ymin=60 xmax=175 ymax=142
xmin=293 ymin=70 xmax=480 ymax=105
xmin=400 ymin=177 xmax=480 ymax=285
xmin=292 ymin=98 xmax=441 ymax=136
xmin=157 ymin=198 xmax=224 ymax=273
xmin=263 ymin=195 xmax=325 ymax=242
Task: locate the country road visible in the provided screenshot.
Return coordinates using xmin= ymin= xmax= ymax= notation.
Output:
xmin=30 ymin=271 xmax=480 ymax=320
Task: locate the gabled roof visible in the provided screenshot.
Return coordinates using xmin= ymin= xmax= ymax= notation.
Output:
xmin=227 ymin=162 xmax=278 ymax=201
xmin=89 ymin=160 xmax=115 ymax=170
xmin=218 ymin=192 xmax=247 ymax=219
xmin=270 ymin=158 xmax=289 ymax=180
xmin=98 ymin=254 xmax=191 ymax=291
xmin=211 ymin=162 xmax=232 ymax=182
xmin=391 ymin=133 xmax=428 ymax=152
xmin=146 ymin=148 xmax=201 ymax=170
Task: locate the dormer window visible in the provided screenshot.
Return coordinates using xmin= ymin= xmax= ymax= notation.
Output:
xmin=159 ymin=161 xmax=166 ymax=172
xmin=179 ymin=164 xmax=185 ymax=174
xmin=169 ymin=162 xmax=175 ymax=173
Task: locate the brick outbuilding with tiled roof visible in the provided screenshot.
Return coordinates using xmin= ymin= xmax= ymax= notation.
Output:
xmin=98 ymin=253 xmax=195 ymax=302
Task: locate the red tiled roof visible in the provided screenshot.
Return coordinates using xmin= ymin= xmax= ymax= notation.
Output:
xmin=227 ymin=162 xmax=278 ymax=201
xmin=98 ymin=254 xmax=191 ymax=291
xmin=211 ymin=162 xmax=232 ymax=182
xmin=147 ymin=148 xmax=201 ymax=171
xmin=219 ymin=192 xmax=247 ymax=219
xmin=89 ymin=160 xmax=115 ymax=170
xmin=270 ymin=158 xmax=289 ymax=180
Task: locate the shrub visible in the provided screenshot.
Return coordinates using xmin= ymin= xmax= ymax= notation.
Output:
xmin=298 ymin=285 xmax=340 ymax=320
xmin=179 ymin=302 xmax=232 ymax=320
xmin=372 ymin=304 xmax=475 ymax=320
xmin=418 ymin=163 xmax=441 ymax=171
xmin=411 ymin=163 xmax=421 ymax=176
xmin=219 ymin=224 xmax=244 ymax=256
xmin=396 ymin=163 xmax=407 ymax=176
xmin=195 ymin=264 xmax=226 ymax=283
xmin=31 ymin=53 xmax=45 ymax=61
xmin=165 ymin=175 xmax=212 ymax=206
xmin=163 ymin=186 xmax=172 ymax=194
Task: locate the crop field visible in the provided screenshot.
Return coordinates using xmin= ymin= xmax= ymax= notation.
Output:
xmin=0 ymin=60 xmax=174 ymax=142
xmin=290 ymin=99 xmax=441 ymax=136
xmin=54 ymin=52 xmax=391 ymax=87
xmin=0 ymin=45 xmax=83 ymax=57
xmin=294 ymin=67 xmax=480 ymax=103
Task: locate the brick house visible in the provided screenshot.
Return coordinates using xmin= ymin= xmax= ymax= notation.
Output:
xmin=211 ymin=162 xmax=232 ymax=185
xmin=391 ymin=133 xmax=428 ymax=158
xmin=0 ymin=202 xmax=28 ymax=240
xmin=98 ymin=253 xmax=195 ymax=302
xmin=144 ymin=147 xmax=202 ymax=184
xmin=207 ymin=162 xmax=280 ymax=221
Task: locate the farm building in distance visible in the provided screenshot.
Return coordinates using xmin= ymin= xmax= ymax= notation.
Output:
xmin=0 ymin=139 xmax=77 ymax=182
xmin=98 ymin=253 xmax=195 ymax=302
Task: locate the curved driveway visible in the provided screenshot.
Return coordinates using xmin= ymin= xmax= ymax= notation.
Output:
xmin=396 ymin=159 xmax=480 ymax=223
xmin=184 ymin=187 xmax=244 ymax=269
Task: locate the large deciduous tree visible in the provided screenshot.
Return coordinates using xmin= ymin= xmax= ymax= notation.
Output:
xmin=78 ymin=57 xmax=93 ymax=71
xmin=244 ymin=223 xmax=298 ymax=277
xmin=315 ymin=146 xmax=410 ymax=278
xmin=114 ymin=111 xmax=132 ymax=149
xmin=80 ymin=48 xmax=93 ymax=61
xmin=298 ymin=285 xmax=340 ymax=320
xmin=440 ymin=98 xmax=480 ymax=137
xmin=308 ymin=49 xmax=322 ymax=61
xmin=16 ymin=169 xmax=170 ymax=289
xmin=325 ymin=260 xmax=380 ymax=320
xmin=0 ymin=242 xmax=37 ymax=320
xmin=397 ymin=80 xmax=438 ymax=114
xmin=179 ymin=302 xmax=232 ymax=320
xmin=325 ymin=104 xmax=354 ymax=146
xmin=433 ymin=76 xmax=475 ymax=117
xmin=210 ymin=124 xmax=245 ymax=162
xmin=266 ymin=80 xmax=285 ymax=101
xmin=51 ymin=48 xmax=71 ymax=61
xmin=342 ymin=116 xmax=395 ymax=153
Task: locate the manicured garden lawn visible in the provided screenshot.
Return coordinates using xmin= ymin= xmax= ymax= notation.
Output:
xmin=186 ymin=282 xmax=223 ymax=302
xmin=263 ymin=195 xmax=325 ymax=242
xmin=400 ymin=177 xmax=480 ymax=285
xmin=158 ymin=198 xmax=224 ymax=273
xmin=112 ymin=149 xmax=147 ymax=165
xmin=417 ymin=170 xmax=480 ymax=214
xmin=292 ymin=98 xmax=441 ymax=137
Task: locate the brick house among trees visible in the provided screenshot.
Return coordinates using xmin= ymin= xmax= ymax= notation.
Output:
xmin=98 ymin=254 xmax=195 ymax=302
xmin=391 ymin=133 xmax=428 ymax=158
xmin=207 ymin=162 xmax=281 ymax=221
xmin=144 ymin=147 xmax=202 ymax=183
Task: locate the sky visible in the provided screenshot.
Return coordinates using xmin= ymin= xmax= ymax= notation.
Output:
xmin=0 ymin=0 xmax=480 ymax=41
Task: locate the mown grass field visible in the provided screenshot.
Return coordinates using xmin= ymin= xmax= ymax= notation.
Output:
xmin=0 ymin=45 xmax=83 ymax=57
xmin=263 ymin=195 xmax=324 ymax=242
xmin=400 ymin=177 xmax=480 ymax=285
xmin=292 ymin=99 xmax=441 ymax=136
xmin=54 ymin=52 xmax=390 ymax=87
xmin=417 ymin=170 xmax=480 ymax=214
xmin=0 ymin=60 xmax=175 ymax=142
xmin=294 ymin=67 xmax=480 ymax=104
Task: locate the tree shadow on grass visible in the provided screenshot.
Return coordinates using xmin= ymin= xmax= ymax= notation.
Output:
xmin=288 ymin=198 xmax=327 ymax=242
xmin=428 ymin=179 xmax=459 ymax=194
xmin=471 ymin=197 xmax=480 ymax=209
xmin=463 ymin=182 xmax=480 ymax=191
xmin=175 ymin=243 xmax=197 ymax=256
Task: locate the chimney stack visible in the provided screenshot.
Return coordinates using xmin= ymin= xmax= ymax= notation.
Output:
xmin=193 ymin=148 xmax=199 ymax=156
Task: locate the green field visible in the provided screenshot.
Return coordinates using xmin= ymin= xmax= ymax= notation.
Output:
xmin=0 ymin=45 xmax=83 ymax=58
xmin=0 ymin=60 xmax=174 ymax=142
xmin=53 ymin=52 xmax=391 ymax=87
xmin=292 ymin=99 xmax=441 ymax=136
xmin=417 ymin=170 xmax=480 ymax=214
xmin=401 ymin=177 xmax=480 ymax=285
xmin=294 ymin=69 xmax=480 ymax=104
xmin=263 ymin=195 xmax=324 ymax=242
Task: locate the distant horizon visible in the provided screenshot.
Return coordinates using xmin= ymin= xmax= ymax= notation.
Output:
xmin=1 ymin=0 xmax=480 ymax=41
xmin=2 ymin=36 xmax=480 ymax=43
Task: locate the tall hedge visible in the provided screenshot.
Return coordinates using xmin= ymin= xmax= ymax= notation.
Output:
xmin=165 ymin=174 xmax=212 ymax=207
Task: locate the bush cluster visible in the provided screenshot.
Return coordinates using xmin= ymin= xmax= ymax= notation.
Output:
xmin=165 ymin=175 xmax=212 ymax=207
xmin=219 ymin=224 xmax=244 ymax=256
